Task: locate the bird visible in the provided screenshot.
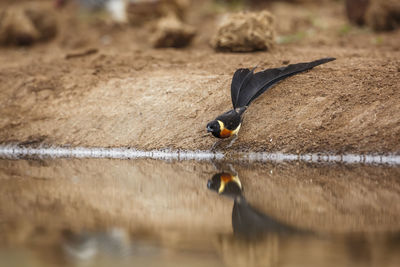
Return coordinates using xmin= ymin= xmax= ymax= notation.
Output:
xmin=207 ymin=172 xmax=242 ymax=197
xmin=207 ymin=171 xmax=306 ymax=238
xmin=206 ymin=57 xmax=336 ymax=149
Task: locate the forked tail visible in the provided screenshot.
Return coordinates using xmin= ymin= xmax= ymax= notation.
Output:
xmin=231 ymin=57 xmax=336 ymax=108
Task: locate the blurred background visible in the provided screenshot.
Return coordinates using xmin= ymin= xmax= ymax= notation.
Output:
xmin=1 ymin=0 xmax=399 ymax=50
xmin=1 ymin=1 xmax=400 ymax=267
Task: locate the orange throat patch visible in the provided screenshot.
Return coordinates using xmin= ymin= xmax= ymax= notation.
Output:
xmin=220 ymin=173 xmax=233 ymax=183
xmin=216 ymin=120 xmax=241 ymax=138
xmin=219 ymin=128 xmax=233 ymax=138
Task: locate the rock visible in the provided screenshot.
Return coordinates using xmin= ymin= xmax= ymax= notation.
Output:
xmin=151 ymin=15 xmax=195 ymax=48
xmin=127 ymin=0 xmax=189 ymax=26
xmin=24 ymin=5 xmax=58 ymax=41
xmin=211 ymin=10 xmax=275 ymax=52
xmin=365 ymin=0 xmax=400 ymax=31
xmin=345 ymin=0 xmax=370 ymax=25
xmin=0 ymin=5 xmax=57 ymax=46
xmin=0 ymin=7 xmax=39 ymax=46
xmin=345 ymin=0 xmax=400 ymax=31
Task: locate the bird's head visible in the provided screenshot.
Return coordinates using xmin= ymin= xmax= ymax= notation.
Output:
xmin=207 ymin=172 xmax=242 ymax=198
xmin=206 ymin=120 xmax=221 ymax=137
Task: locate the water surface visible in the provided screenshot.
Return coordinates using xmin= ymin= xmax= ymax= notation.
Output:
xmin=0 ymin=158 xmax=399 ymax=267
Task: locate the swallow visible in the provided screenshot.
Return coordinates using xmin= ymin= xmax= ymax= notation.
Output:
xmin=206 ymin=57 xmax=336 ymax=148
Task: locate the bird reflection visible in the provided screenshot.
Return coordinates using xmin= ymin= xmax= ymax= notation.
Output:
xmin=207 ymin=170 xmax=305 ymax=239
xmin=207 ymin=172 xmax=242 ymax=198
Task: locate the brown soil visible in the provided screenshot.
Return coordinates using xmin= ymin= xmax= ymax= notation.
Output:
xmin=0 ymin=0 xmax=399 ymax=154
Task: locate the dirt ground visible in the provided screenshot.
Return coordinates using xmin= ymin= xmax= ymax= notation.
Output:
xmin=0 ymin=0 xmax=399 ymax=154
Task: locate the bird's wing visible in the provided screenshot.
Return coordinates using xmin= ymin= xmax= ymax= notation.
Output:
xmin=230 ymin=67 xmax=256 ymax=109
xmin=235 ymin=57 xmax=336 ymax=108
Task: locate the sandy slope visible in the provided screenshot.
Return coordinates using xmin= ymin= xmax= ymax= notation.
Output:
xmin=0 ymin=1 xmax=399 ymax=154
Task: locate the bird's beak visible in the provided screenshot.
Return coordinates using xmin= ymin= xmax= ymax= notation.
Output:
xmin=207 ymin=126 xmax=213 ymax=133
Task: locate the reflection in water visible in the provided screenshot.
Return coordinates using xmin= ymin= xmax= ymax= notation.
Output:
xmin=207 ymin=172 xmax=242 ymax=197
xmin=207 ymin=169 xmax=400 ymax=267
xmin=207 ymin=170 xmax=303 ymax=239
xmin=62 ymin=228 xmax=132 ymax=262
xmin=1 ymin=158 xmax=400 ymax=267
xmin=232 ymin=198 xmax=301 ymax=238
xmin=207 ymin=170 xmax=303 ymax=267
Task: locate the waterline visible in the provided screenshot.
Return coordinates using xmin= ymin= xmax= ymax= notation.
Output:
xmin=0 ymin=144 xmax=399 ymax=165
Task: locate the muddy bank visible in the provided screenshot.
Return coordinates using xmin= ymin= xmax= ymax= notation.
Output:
xmin=0 ymin=1 xmax=399 ymax=154
xmin=0 ymin=47 xmax=399 ymax=154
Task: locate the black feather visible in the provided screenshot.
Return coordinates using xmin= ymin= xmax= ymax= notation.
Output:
xmin=232 ymin=57 xmax=336 ymax=108
xmin=230 ymin=67 xmax=256 ymax=108
xmin=215 ymin=109 xmax=242 ymax=130
xmin=232 ymin=196 xmax=301 ymax=238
